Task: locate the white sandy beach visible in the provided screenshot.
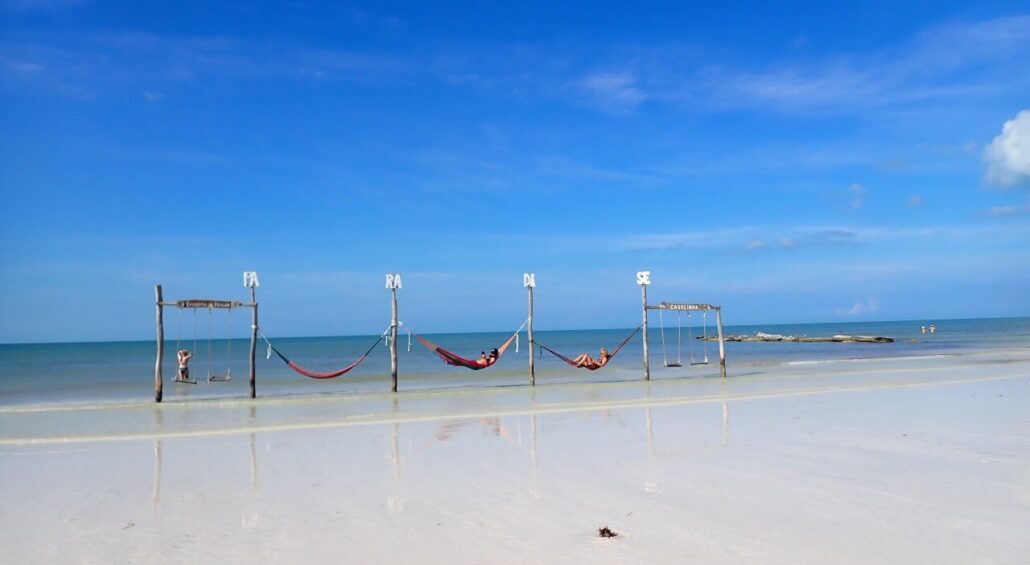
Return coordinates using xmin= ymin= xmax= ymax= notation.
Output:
xmin=2 ymin=348 xmax=1029 ymax=564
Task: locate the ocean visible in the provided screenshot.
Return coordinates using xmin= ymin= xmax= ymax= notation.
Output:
xmin=1 ymin=317 xmax=1028 ymax=408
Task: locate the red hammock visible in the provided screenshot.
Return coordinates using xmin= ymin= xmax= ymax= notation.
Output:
xmin=415 ymin=332 xmax=519 ymax=370
xmin=267 ymin=335 xmax=384 ymax=379
xmin=536 ymin=325 xmax=641 ymax=371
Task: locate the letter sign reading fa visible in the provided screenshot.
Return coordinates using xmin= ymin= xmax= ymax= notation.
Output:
xmin=385 ymin=273 xmax=403 ymax=290
xmin=243 ymin=271 xmax=260 ymax=288
xmin=523 ymin=272 xmax=536 ymax=288
xmin=636 ymin=271 xmax=651 ymax=286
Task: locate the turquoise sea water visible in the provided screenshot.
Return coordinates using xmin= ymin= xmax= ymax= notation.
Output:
xmin=1 ymin=317 xmax=1027 ymax=407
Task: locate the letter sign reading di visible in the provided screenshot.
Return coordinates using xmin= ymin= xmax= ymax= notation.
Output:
xmin=243 ymin=271 xmax=260 ymax=288
xmin=385 ymin=273 xmax=402 ymax=290
xmin=523 ymin=273 xmax=536 ymax=288
xmin=636 ymin=271 xmax=651 ymax=286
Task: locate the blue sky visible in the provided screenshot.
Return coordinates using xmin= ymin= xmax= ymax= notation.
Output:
xmin=1 ymin=1 xmax=1029 ymax=342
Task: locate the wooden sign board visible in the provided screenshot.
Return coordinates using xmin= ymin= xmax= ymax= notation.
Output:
xmin=658 ymin=302 xmax=716 ymax=311
xmin=177 ymin=299 xmax=242 ymax=309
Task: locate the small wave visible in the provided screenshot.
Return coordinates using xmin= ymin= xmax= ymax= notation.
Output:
xmin=786 ymin=353 xmax=956 ymax=366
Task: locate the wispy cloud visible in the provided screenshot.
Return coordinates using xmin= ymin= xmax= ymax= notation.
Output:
xmin=574 ymin=70 xmax=647 ymax=113
xmin=2 ymin=0 xmax=86 ymax=12
xmin=982 ymin=201 xmax=1030 ymax=217
xmin=0 ymin=31 xmax=407 ymax=99
xmin=837 ymin=298 xmax=880 ymax=316
xmin=617 ymin=225 xmax=954 ymax=253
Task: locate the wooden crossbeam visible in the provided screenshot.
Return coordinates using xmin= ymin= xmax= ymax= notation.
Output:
xmin=648 ymin=302 xmax=719 ymax=311
xmin=174 ymin=299 xmax=243 ymax=309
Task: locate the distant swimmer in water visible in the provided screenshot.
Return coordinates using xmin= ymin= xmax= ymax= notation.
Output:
xmin=929 ymin=324 xmax=937 ymax=334
xmin=921 ymin=326 xmax=927 ymax=334
xmin=177 ymin=349 xmax=193 ymax=381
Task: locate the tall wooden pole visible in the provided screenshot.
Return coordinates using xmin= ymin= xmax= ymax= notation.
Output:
xmin=716 ymin=306 xmax=727 ymax=378
xmin=154 ymin=285 xmax=164 ymax=403
xmin=641 ymin=282 xmax=650 ymax=381
xmin=527 ymin=283 xmax=535 ymax=386
xmin=249 ymin=286 xmax=258 ymax=398
xmin=391 ymin=286 xmax=399 ymax=392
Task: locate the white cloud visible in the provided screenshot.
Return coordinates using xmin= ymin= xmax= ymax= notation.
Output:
xmin=576 ymin=70 xmax=647 ymax=113
xmin=984 ymin=109 xmax=1030 ymax=187
xmin=839 ymin=298 xmax=880 ymax=316
xmin=849 ymin=183 xmax=866 ymax=209
xmin=907 ymin=194 xmax=924 ymax=207
xmin=982 ymin=201 xmax=1030 ymax=217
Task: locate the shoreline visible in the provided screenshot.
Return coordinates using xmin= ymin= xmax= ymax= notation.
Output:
xmin=1 ymin=348 xmax=1028 ymax=563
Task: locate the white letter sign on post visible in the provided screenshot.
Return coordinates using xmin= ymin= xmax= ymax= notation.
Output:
xmin=636 ymin=271 xmax=651 ymax=286
xmin=385 ymin=273 xmax=403 ymax=289
xmin=523 ymin=272 xmax=536 ymax=288
xmin=243 ymin=271 xmax=260 ymax=288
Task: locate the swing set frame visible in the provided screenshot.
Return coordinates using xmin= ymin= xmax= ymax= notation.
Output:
xmin=154 ymin=274 xmax=259 ymax=403
xmin=637 ymin=271 xmax=727 ymax=380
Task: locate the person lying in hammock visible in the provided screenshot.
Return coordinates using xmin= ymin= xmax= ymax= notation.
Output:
xmin=572 ymin=347 xmax=611 ymax=370
xmin=474 ymin=348 xmax=500 ymax=368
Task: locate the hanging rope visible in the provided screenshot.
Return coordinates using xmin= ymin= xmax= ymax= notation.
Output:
xmin=688 ymin=312 xmax=694 ymax=364
xmin=659 ymin=308 xmax=669 ymax=367
xmin=175 ymin=306 xmax=183 ymax=353
xmin=702 ymin=310 xmax=710 ymax=363
xmin=207 ymin=306 xmax=214 ymax=380
xmin=209 ymin=306 xmax=233 ymax=382
xmin=676 ymin=311 xmax=683 ymax=366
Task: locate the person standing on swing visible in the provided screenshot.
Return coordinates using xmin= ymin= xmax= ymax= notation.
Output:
xmin=177 ymin=349 xmax=193 ymax=381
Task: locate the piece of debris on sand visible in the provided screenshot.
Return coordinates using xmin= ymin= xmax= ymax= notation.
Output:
xmin=598 ymin=526 xmax=618 ymax=538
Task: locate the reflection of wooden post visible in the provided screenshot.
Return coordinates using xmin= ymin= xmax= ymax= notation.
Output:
xmin=152 ymin=439 xmax=162 ymax=506
xmin=716 ymin=307 xmax=726 ymax=378
xmin=525 ymin=273 xmax=536 ymax=386
xmin=391 ymin=423 xmax=401 ymax=480
xmin=530 ymin=414 xmax=538 ymax=475
xmin=249 ymin=286 xmax=258 ymax=398
xmin=722 ymin=399 xmax=729 ymax=447
xmin=645 ymin=406 xmax=654 ymax=460
xmin=155 ymin=285 xmax=164 ymax=403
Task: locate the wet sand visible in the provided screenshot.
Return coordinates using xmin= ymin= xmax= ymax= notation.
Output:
xmin=1 ymin=348 xmax=1028 ymax=563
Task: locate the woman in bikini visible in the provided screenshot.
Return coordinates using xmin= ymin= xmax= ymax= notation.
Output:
xmin=177 ymin=349 xmax=193 ymax=381
xmin=572 ymin=347 xmax=610 ymax=369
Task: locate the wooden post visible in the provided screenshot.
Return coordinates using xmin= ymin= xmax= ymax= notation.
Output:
xmin=639 ymin=273 xmax=650 ymax=381
xmin=716 ymin=306 xmax=727 ymax=378
xmin=525 ymin=273 xmax=536 ymax=386
xmin=390 ymin=284 xmax=399 ymax=393
xmin=154 ymin=285 xmax=164 ymax=403
xmin=249 ymin=286 xmax=258 ymax=398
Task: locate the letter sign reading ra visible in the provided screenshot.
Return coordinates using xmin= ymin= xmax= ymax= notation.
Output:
xmin=523 ymin=272 xmax=536 ymax=288
xmin=243 ymin=271 xmax=260 ymax=288
xmin=636 ymin=271 xmax=651 ymax=286
xmin=385 ymin=273 xmax=403 ymax=290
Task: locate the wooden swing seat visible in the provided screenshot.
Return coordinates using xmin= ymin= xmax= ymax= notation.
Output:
xmin=664 ymin=362 xmax=683 ymax=368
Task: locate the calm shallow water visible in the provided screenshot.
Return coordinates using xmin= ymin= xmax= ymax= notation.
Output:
xmin=1 ymin=317 xmax=1027 ymax=407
